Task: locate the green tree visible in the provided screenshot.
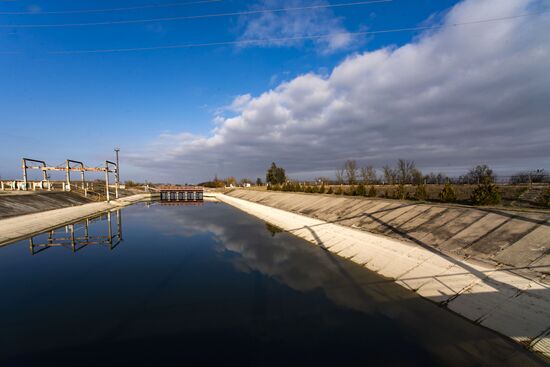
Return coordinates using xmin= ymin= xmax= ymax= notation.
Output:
xmin=394 ymin=184 xmax=407 ymax=200
xmin=356 ymin=183 xmax=366 ymax=196
xmin=318 ymin=183 xmax=325 ymax=194
xmin=439 ymin=182 xmax=457 ymax=202
xmin=256 ymin=177 xmax=263 ymax=186
xmin=368 ymin=185 xmax=377 ymax=197
xmin=414 ymin=184 xmax=428 ymax=200
xmin=471 ymin=179 xmax=501 ymax=205
xmin=542 ymin=187 xmax=550 ymax=207
xmin=266 ymin=162 xmax=286 ymax=185
xmin=345 ymin=185 xmax=357 ymax=196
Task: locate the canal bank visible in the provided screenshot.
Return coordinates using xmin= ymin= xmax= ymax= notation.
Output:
xmin=0 ymin=191 xmax=92 ymax=220
xmin=0 ymin=194 xmax=150 ymax=247
xmin=213 ymin=191 xmax=550 ymax=358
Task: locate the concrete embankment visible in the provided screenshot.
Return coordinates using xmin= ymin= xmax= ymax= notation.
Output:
xmin=0 ymin=194 xmax=150 ymax=247
xmin=0 ymin=192 xmax=92 ymax=219
xmin=226 ymin=190 xmax=550 ymax=281
xmin=216 ymin=190 xmax=550 ymax=358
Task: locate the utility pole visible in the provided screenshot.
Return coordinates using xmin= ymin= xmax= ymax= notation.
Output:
xmin=114 ymin=148 xmax=120 ymax=199
xmin=105 ymin=161 xmax=110 ymax=202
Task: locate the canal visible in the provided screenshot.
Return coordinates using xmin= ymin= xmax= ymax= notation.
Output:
xmin=0 ymin=202 xmax=546 ymax=366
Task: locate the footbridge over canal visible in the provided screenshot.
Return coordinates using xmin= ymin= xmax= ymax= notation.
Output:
xmin=159 ymin=186 xmax=204 ymax=202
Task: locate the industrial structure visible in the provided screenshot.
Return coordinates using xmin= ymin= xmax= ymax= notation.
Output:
xmin=0 ymin=156 xmax=120 ymax=201
xmin=159 ymin=186 xmax=203 ymax=201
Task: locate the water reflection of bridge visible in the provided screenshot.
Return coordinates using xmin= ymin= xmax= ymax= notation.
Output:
xmin=28 ymin=209 xmax=122 ymax=255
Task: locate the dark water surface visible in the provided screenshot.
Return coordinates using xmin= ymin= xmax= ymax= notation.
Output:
xmin=0 ymin=202 xmax=546 ymax=366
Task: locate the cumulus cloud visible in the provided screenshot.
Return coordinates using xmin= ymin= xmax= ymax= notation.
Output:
xmin=128 ymin=0 xmax=550 ymax=182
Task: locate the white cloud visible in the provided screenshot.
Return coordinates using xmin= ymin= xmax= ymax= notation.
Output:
xmin=228 ymin=93 xmax=252 ymax=112
xmin=237 ymin=0 xmax=358 ymax=54
xmin=128 ymin=0 xmax=550 ymax=182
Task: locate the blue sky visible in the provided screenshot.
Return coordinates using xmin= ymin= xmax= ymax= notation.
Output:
xmin=1 ymin=0 xmax=549 ymax=183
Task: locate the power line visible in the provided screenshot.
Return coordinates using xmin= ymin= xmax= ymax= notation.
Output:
xmin=0 ymin=0 xmax=224 ymax=15
xmin=43 ymin=11 xmax=546 ymax=55
xmin=0 ymin=0 xmax=391 ymax=28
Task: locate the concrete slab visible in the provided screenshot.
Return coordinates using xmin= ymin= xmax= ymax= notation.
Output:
xmin=412 ymin=209 xmax=466 ymax=244
xmin=439 ymin=212 xmax=509 ymax=253
xmin=495 ymin=222 xmax=550 ymax=268
xmin=480 ymin=289 xmax=550 ymax=345
xmin=370 ymin=204 xmax=419 ymax=232
xmin=384 ymin=205 xmax=432 ymax=232
xmin=466 ymin=215 xmax=540 ymax=257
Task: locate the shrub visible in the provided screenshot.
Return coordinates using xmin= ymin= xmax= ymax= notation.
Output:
xmin=318 ymin=183 xmax=325 ymax=194
xmin=356 ymin=184 xmax=366 ymax=196
xmin=327 ymin=186 xmax=334 ymax=194
xmin=345 ymin=185 xmax=357 ymax=196
xmin=439 ymin=183 xmax=457 ymax=202
xmin=368 ymin=185 xmax=377 ymax=197
xmin=414 ymin=184 xmax=428 ymax=201
xmin=394 ymin=184 xmax=407 ymax=200
xmin=542 ymin=187 xmax=550 ymax=207
xmin=334 ymin=187 xmax=343 ymax=195
xmin=470 ymin=180 xmax=501 ymax=205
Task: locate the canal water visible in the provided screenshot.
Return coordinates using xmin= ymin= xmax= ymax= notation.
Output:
xmin=0 ymin=202 xmax=546 ymax=366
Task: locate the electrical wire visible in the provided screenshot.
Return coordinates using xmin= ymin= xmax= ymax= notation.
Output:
xmin=0 ymin=0 xmax=224 ymax=15
xmin=0 ymin=0 xmax=391 ymax=28
xmin=43 ymin=11 xmax=547 ymax=55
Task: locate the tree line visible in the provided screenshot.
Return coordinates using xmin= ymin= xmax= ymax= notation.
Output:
xmin=263 ymin=160 xmax=550 ymax=207
xmin=334 ymin=159 xmax=502 ymax=185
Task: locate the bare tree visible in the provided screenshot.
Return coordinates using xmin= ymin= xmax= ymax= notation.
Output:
xmin=465 ymin=164 xmax=494 ymax=184
xmin=360 ymin=167 xmax=368 ymax=184
xmin=424 ymin=172 xmax=447 ymax=184
xmin=411 ymin=168 xmax=423 ymax=185
xmin=397 ymin=159 xmax=418 ymax=184
xmin=383 ymin=165 xmax=398 ymax=185
xmin=344 ymin=160 xmax=358 ymax=184
xmin=360 ymin=166 xmax=377 ymax=184
xmin=367 ymin=166 xmax=377 ymax=184
xmin=335 ymin=166 xmax=345 ymax=184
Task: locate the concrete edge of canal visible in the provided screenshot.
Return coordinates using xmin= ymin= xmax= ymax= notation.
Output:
xmin=0 ymin=193 xmax=151 ymax=248
xmin=212 ymin=192 xmax=550 ymax=359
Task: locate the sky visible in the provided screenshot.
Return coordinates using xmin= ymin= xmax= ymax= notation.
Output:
xmin=1 ymin=0 xmax=549 ymax=183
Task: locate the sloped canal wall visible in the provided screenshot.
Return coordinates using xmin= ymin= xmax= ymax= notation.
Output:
xmin=218 ymin=190 xmax=550 ymax=358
